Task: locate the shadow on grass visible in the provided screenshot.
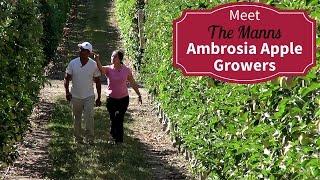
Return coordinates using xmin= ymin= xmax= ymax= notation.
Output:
xmin=66 ymin=0 xmax=120 ymax=67
xmin=61 ymin=0 xmax=120 ymax=84
xmin=47 ymin=98 xmax=152 ymax=179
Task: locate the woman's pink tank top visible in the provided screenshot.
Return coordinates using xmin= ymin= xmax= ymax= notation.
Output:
xmin=105 ymin=65 xmax=131 ymax=99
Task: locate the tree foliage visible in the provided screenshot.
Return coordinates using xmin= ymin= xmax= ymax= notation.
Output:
xmin=116 ymin=0 xmax=320 ymax=178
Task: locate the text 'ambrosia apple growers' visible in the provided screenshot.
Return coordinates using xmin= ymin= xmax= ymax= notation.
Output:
xmin=187 ymin=41 xmax=303 ymax=72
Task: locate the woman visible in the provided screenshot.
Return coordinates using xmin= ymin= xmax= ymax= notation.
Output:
xmin=93 ymin=50 xmax=142 ymax=144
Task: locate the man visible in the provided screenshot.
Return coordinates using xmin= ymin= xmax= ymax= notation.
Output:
xmin=64 ymin=42 xmax=101 ymax=144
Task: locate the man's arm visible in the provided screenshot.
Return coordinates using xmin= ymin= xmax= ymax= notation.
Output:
xmin=64 ymin=73 xmax=72 ymax=101
xmin=94 ymin=77 xmax=101 ymax=106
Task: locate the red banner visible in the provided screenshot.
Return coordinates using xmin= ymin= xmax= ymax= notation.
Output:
xmin=173 ymin=2 xmax=316 ymax=84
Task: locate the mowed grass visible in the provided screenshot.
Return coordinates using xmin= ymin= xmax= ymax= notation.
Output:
xmin=47 ymin=97 xmax=152 ymax=179
xmin=46 ymin=0 xmax=153 ymax=178
xmin=86 ymin=0 xmax=121 ymax=61
xmin=65 ymin=0 xmax=120 ymax=67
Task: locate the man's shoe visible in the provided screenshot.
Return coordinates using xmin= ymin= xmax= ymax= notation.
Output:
xmin=107 ymin=136 xmax=116 ymax=145
xmin=86 ymin=138 xmax=94 ymax=145
xmin=74 ymin=137 xmax=84 ymax=144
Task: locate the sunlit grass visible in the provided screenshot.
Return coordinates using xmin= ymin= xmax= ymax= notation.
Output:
xmin=46 ymin=0 xmax=153 ymax=178
xmin=47 ymin=98 xmax=152 ymax=179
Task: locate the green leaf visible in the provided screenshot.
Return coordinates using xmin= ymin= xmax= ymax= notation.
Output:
xmin=274 ymin=98 xmax=289 ymax=118
xmin=299 ymin=83 xmax=320 ymax=97
xmin=316 ymin=109 xmax=320 ymax=117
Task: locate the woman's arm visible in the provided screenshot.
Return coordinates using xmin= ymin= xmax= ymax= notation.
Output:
xmin=128 ymin=73 xmax=142 ymax=104
xmin=93 ymin=53 xmax=108 ymax=75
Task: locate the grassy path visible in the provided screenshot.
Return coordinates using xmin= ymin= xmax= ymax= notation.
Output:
xmin=48 ymin=95 xmax=152 ymax=179
xmin=3 ymin=0 xmax=192 ymax=179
